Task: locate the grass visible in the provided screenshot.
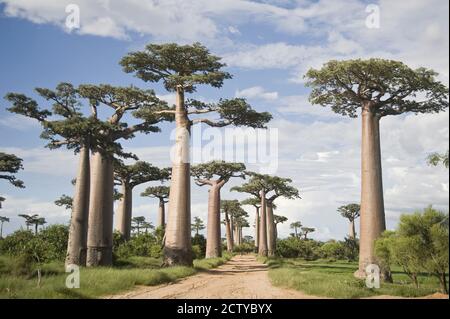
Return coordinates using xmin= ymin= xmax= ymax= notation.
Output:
xmin=0 ymin=253 xmax=233 ymax=299
xmin=262 ymin=257 xmax=448 ymax=299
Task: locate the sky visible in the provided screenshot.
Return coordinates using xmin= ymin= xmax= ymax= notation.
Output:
xmin=0 ymin=0 xmax=448 ymax=240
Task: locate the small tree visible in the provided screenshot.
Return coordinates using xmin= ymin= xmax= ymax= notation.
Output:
xmin=191 ymin=161 xmax=246 ymax=258
xmin=273 ymin=214 xmax=288 ymax=240
xmin=0 ymin=152 xmax=24 ymax=188
xmin=141 ymin=186 xmax=170 ymax=228
xmin=191 ymin=216 xmax=206 ymax=236
xmin=301 ymin=227 xmax=315 ymax=240
xmin=131 ymin=216 xmax=147 ymax=235
xmin=121 ymin=42 xmax=272 ymax=266
xmin=427 ymin=151 xmax=449 ymax=168
xmin=338 ymin=203 xmax=361 ymax=239
xmin=290 ymin=221 xmax=302 ymax=238
xmin=0 ymin=216 xmax=10 ymax=238
xmin=306 ymin=59 xmax=449 ymax=278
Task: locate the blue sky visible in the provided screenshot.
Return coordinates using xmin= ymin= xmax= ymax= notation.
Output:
xmin=0 ymin=0 xmax=448 ymax=240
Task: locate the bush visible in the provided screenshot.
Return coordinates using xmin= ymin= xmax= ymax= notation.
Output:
xmin=192 ymin=245 xmax=203 ymax=260
xmin=114 ymin=233 xmax=162 ymax=260
xmin=233 ymin=243 xmax=255 ymax=254
xmin=192 ymin=234 xmax=206 ymax=258
xmin=276 ymin=237 xmax=321 ymax=260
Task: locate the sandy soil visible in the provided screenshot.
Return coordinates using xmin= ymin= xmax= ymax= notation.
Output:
xmin=107 ymin=255 xmax=321 ymax=299
xmin=107 ymin=255 xmax=448 ymax=299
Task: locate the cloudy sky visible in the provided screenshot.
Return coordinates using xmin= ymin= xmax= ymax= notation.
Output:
xmin=0 ymin=0 xmax=448 ymax=240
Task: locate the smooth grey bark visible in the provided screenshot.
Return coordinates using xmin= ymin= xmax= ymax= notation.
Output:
xmin=266 ymin=202 xmax=276 ymax=256
xmin=158 ymin=198 xmax=165 ymax=228
xmin=254 ymin=207 xmax=260 ymax=252
xmin=164 ymin=86 xmax=193 ymax=266
xmin=258 ymin=191 xmax=268 ymax=257
xmin=349 ymin=219 xmax=356 ymax=239
xmin=66 ymin=145 xmax=90 ymax=266
xmin=355 ymin=103 xmax=386 ymax=278
xmin=86 ymin=152 xmax=114 ymax=267
xmin=225 ymin=211 xmax=233 ymax=252
xmin=115 ymin=183 xmax=132 ymax=240
xmin=205 ymin=183 xmax=223 ymax=258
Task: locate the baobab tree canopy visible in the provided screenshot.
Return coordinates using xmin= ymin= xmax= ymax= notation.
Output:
xmin=0 ymin=152 xmax=24 ymax=188
xmin=338 ymin=204 xmax=361 ymax=221
xmin=120 ymin=42 xmax=232 ymax=93
xmin=305 ymin=59 xmax=449 ymax=117
xmin=141 ymin=185 xmax=170 ymax=199
xmin=191 ymin=161 xmax=246 ymax=185
xmin=114 ymin=161 xmax=170 ymax=188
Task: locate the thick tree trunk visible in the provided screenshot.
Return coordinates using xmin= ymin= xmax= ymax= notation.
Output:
xmin=349 ymin=219 xmax=356 ymax=239
xmin=230 ymin=215 xmax=234 ymax=245
xmin=164 ymin=86 xmax=193 ymax=266
xmin=158 ymin=198 xmax=165 ymax=228
xmin=115 ymin=183 xmax=132 ymax=240
xmin=258 ymin=191 xmax=268 ymax=257
xmin=86 ymin=152 xmax=114 ymax=267
xmin=355 ymin=104 xmax=386 ymax=279
xmin=255 ymin=207 xmax=260 ymax=252
xmin=274 ymin=224 xmax=278 ymax=240
xmin=239 ymin=227 xmax=242 ymax=245
xmin=225 ymin=212 xmax=233 ymax=252
xmin=439 ymin=273 xmax=448 ymax=294
xmin=0 ymin=222 xmax=3 ymax=239
xmin=206 ymin=184 xmax=222 ymax=258
xmin=266 ymin=202 xmax=276 ymax=256
xmin=66 ymin=145 xmax=90 ymax=266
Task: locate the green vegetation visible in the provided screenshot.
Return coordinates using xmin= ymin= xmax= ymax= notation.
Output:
xmin=264 ymin=258 xmax=446 ymax=299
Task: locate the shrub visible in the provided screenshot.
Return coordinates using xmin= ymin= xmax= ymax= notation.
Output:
xmin=276 ymin=237 xmax=321 ymax=260
xmin=114 ymin=233 xmax=162 ymax=260
xmin=192 ymin=234 xmax=206 ymax=258
xmin=233 ymin=243 xmax=255 ymax=254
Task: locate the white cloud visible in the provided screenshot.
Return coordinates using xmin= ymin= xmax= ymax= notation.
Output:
xmin=235 ymin=86 xmax=278 ymax=100
xmin=0 ymin=114 xmax=40 ymax=131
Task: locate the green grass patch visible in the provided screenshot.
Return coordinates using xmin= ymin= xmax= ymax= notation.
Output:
xmin=0 ymin=253 xmax=233 ymax=299
xmin=264 ymin=258 xmax=446 ymax=299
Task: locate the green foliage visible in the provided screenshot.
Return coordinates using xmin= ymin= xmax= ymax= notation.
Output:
xmin=191 ymin=160 xmax=246 ymax=183
xmin=114 ymin=233 xmax=161 ymax=260
xmin=141 ymin=185 xmax=170 ymax=200
xmin=233 ymin=243 xmax=255 ymax=254
xmin=305 ymin=59 xmax=449 ymax=118
xmin=338 ymin=203 xmax=360 ymax=221
xmin=114 ymin=161 xmax=169 ymax=188
xmin=191 ymin=217 xmax=206 ymax=235
xmin=276 ymin=237 xmax=321 ymax=260
xmin=427 ymin=150 xmax=449 ymax=168
xmin=0 ymin=152 xmax=24 ymax=188
xmin=54 ymin=194 xmax=73 ymax=210
xmin=320 ymin=238 xmax=359 ymax=261
xmin=192 ymin=234 xmax=206 ymax=259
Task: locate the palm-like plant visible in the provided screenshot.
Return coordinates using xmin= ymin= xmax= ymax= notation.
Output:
xmin=290 ymin=221 xmax=302 ymax=238
xmin=0 ymin=216 xmax=10 ymax=238
xmin=131 ymin=216 xmax=147 ymax=235
xmin=191 ymin=216 xmax=205 ymax=236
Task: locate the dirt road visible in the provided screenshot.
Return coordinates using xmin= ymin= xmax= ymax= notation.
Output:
xmin=109 ymin=255 xmax=320 ymax=299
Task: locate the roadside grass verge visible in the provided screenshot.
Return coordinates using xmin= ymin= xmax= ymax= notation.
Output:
xmin=262 ymin=258 xmax=447 ymax=299
xmin=0 ymin=253 xmax=233 ymax=299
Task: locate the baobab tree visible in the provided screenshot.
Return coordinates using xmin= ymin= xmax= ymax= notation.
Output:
xmin=121 ymin=43 xmax=272 ymax=266
xmin=76 ymin=84 xmax=168 ymax=266
xmin=55 ymin=195 xmax=74 ymax=210
xmin=141 ymin=186 xmax=170 ymax=228
xmin=305 ymin=59 xmax=449 ymax=278
xmin=18 ymin=214 xmax=46 ymax=234
xmin=0 ymin=152 xmax=24 ymax=188
xmin=6 ymin=83 xmax=130 ymax=266
xmin=114 ymin=161 xmax=169 ymax=240
xmin=290 ymin=221 xmax=302 ymax=238
xmin=301 ymin=227 xmax=315 ymax=240
xmin=191 ymin=216 xmax=206 ymax=236
xmin=232 ymin=173 xmax=300 ymax=256
xmin=338 ymin=203 xmax=361 ymax=239
xmin=191 ymin=161 xmax=246 ymax=258
xmin=0 ymin=216 xmax=9 ymax=238
xmin=427 ymin=150 xmax=449 ymax=168
xmin=141 ymin=221 xmax=154 ymax=234
xmin=0 ymin=196 xmax=4 ymax=209
xmin=18 ymin=214 xmax=38 ymax=231
xmin=131 ymin=216 xmax=147 ymax=235
xmin=241 ymin=197 xmax=261 ymax=251
xmin=221 ymin=200 xmax=242 ymax=252
xmin=273 ymin=214 xmax=288 ymax=240
xmin=233 ymin=210 xmax=249 ymax=246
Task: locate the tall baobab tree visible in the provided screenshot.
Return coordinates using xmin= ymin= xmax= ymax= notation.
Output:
xmin=290 ymin=221 xmax=302 ymax=238
xmin=305 ymin=59 xmax=449 ymax=278
xmin=120 ymin=43 xmax=272 ymax=266
xmin=191 ymin=161 xmax=246 ymax=258
xmin=6 ymin=83 xmax=131 ymax=266
xmin=0 ymin=216 xmax=9 ymax=238
xmin=18 ymin=214 xmax=38 ymax=231
xmin=141 ymin=185 xmax=170 ymax=228
xmin=301 ymin=227 xmax=315 ymax=240
xmin=0 ymin=152 xmax=24 ymax=188
xmin=338 ymin=203 xmax=361 ymax=239
xmin=77 ymin=84 xmax=168 ymax=266
xmin=114 ymin=161 xmax=169 ymax=240
xmin=191 ymin=216 xmax=206 ymax=236
xmin=233 ymin=210 xmax=249 ymax=246
xmin=273 ymin=214 xmax=288 ymax=240
xmin=232 ymin=173 xmax=300 ymax=256
xmin=241 ymin=197 xmax=261 ymax=251
xmin=221 ymin=200 xmax=241 ymax=252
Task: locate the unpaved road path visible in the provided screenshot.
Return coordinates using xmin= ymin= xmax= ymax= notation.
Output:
xmin=108 ymin=255 xmax=320 ymax=299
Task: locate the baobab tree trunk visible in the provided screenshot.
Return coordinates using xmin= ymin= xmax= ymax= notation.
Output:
xmin=225 ymin=212 xmax=233 ymax=252
xmin=355 ymin=104 xmax=386 ymax=279
xmin=255 ymin=207 xmax=260 ymax=252
xmin=266 ymin=202 xmax=276 ymax=256
xmin=206 ymin=184 xmax=222 ymax=258
xmin=158 ymin=198 xmax=165 ymax=228
xmin=86 ymin=152 xmax=114 ymax=267
xmin=258 ymin=191 xmax=268 ymax=257
xmin=349 ymin=219 xmax=356 ymax=239
xmin=0 ymin=222 xmax=3 ymax=239
xmin=66 ymin=145 xmax=90 ymax=266
xmin=164 ymin=86 xmax=193 ymax=266
xmin=230 ymin=215 xmax=234 ymax=245
xmin=115 ymin=183 xmax=132 ymax=240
